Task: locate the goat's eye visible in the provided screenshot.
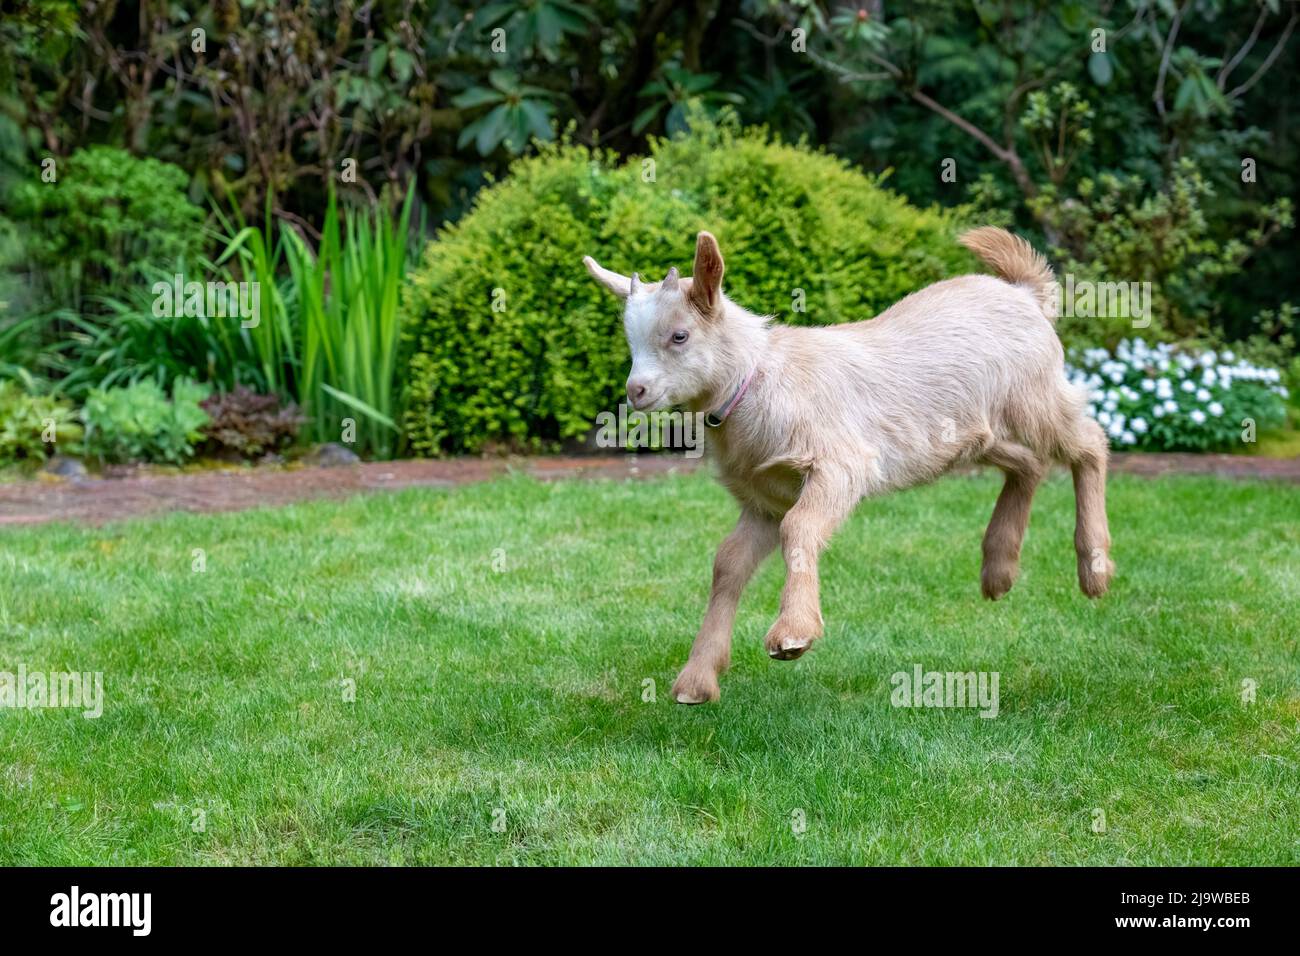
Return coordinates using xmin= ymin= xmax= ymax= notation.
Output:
xmin=671 ymin=330 xmax=689 ymax=345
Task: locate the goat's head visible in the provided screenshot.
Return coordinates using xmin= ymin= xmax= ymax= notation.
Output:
xmin=583 ymin=231 xmax=727 ymax=411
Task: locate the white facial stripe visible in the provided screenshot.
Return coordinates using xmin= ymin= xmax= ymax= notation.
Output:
xmin=623 ymin=291 xmax=662 ymax=361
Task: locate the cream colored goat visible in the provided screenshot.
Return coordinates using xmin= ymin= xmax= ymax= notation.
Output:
xmin=584 ymin=228 xmax=1113 ymax=704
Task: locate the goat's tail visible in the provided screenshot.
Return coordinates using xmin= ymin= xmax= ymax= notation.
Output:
xmin=958 ymin=226 xmax=1059 ymax=323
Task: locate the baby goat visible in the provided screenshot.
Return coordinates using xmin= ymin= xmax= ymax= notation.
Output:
xmin=584 ymin=228 xmax=1113 ymax=704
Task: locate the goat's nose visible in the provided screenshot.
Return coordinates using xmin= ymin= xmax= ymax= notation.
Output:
xmin=627 ymin=380 xmax=647 ymax=404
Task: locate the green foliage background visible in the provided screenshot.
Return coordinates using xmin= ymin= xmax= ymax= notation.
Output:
xmin=9 ymin=146 xmax=204 ymax=312
xmin=1 ymin=1 xmax=1297 ymax=460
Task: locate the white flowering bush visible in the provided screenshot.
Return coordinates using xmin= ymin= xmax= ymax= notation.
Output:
xmin=1067 ymin=339 xmax=1289 ymax=451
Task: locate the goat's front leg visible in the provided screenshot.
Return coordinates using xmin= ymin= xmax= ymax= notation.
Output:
xmin=672 ymin=508 xmax=779 ymax=704
xmin=764 ymin=465 xmax=860 ymax=661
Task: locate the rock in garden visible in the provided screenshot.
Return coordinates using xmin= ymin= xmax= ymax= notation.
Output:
xmin=303 ymin=443 xmax=360 ymax=467
xmin=41 ymin=455 xmax=88 ymax=479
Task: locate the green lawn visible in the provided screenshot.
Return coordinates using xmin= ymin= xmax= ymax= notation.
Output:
xmin=1 ymin=469 xmax=1298 ymax=865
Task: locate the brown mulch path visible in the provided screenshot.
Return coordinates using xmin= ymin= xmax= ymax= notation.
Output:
xmin=0 ymin=455 xmax=701 ymax=528
xmin=1 ymin=452 xmax=1296 ymax=529
xmin=1107 ymin=451 xmax=1300 ymax=481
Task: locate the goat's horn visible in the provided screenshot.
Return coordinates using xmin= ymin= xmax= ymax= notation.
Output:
xmin=662 ymin=266 xmax=679 ymax=292
xmin=630 ymin=272 xmax=641 ymax=294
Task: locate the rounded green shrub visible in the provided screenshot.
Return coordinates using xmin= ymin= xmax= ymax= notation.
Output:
xmin=9 ymin=146 xmax=204 ymax=311
xmin=401 ymin=118 xmax=975 ymax=455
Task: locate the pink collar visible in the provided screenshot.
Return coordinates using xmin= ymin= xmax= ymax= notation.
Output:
xmin=704 ymin=370 xmax=755 ymax=427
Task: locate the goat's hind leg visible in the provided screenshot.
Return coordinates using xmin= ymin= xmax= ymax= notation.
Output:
xmin=1066 ymin=418 xmax=1114 ymax=597
xmin=978 ymin=441 xmax=1045 ymax=600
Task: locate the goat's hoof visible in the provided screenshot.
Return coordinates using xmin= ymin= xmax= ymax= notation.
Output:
xmin=980 ymin=561 xmax=1018 ymax=600
xmin=768 ymin=640 xmax=811 ymax=661
xmin=671 ymin=667 xmax=720 ymax=705
xmin=1077 ymin=551 xmax=1114 ymax=598
xmin=763 ymin=615 xmax=821 ymax=661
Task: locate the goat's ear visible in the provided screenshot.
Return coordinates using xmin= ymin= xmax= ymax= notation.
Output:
xmin=689 ymin=231 xmax=724 ymax=313
xmin=583 ymin=256 xmax=632 ymax=298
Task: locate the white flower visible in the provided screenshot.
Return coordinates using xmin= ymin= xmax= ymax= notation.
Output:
xmin=1121 ymin=431 xmax=1136 ymax=445
xmin=1163 ymin=399 xmax=1179 ymax=413
xmin=1107 ymin=419 xmax=1124 ymax=438
xmin=1152 ymin=405 xmax=1165 ymax=418
xmin=1222 ymin=350 xmax=1235 ymax=362
xmin=1181 ymin=379 xmax=1197 ymax=392
xmin=1208 ymin=401 xmax=1223 ymax=416
xmin=1131 ymin=418 xmax=1148 ymax=433
xmin=1141 ymin=378 xmax=1155 ymax=392
xmin=1190 ymin=409 xmax=1207 ymax=425
xmin=1155 ymin=379 xmax=1173 ymax=399
xmin=1196 ymin=388 xmax=1211 ymax=402
xmin=1097 ymin=410 xmax=1112 ymax=426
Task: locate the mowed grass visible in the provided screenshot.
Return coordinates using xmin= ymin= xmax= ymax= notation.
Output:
xmin=1 ymin=469 xmax=1298 ymax=865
